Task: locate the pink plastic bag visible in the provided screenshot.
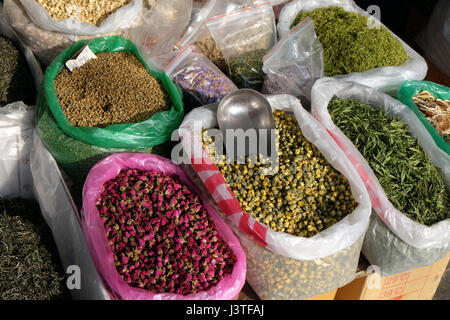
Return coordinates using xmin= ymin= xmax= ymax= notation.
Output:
xmin=81 ymin=153 xmax=246 ymax=300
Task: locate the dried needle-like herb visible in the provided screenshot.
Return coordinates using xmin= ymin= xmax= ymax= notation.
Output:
xmin=291 ymin=6 xmax=409 ymax=76
xmin=0 ymin=199 xmax=67 ymax=300
xmin=328 ymin=98 xmax=449 ymax=226
xmin=229 ymin=49 xmax=267 ymax=91
xmin=0 ymin=35 xmax=36 ymax=107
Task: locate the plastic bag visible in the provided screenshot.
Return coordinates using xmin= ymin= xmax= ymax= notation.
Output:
xmin=0 ymin=102 xmax=34 ymax=199
xmin=4 ymin=0 xmax=144 ymax=66
xmin=81 ymin=153 xmax=246 ymax=300
xmin=0 ymin=2 xmax=43 ymax=88
xmin=416 ymin=0 xmax=450 ymax=77
xmin=397 ymin=80 xmax=450 ymax=155
xmin=36 ymin=36 xmax=183 ymax=197
xmin=178 ymin=1 xmax=274 ymax=73
xmin=206 ymin=3 xmax=277 ymax=91
xmin=39 ymin=36 xmax=184 ymax=150
xmin=310 ymin=77 xmax=450 ymax=274
xmin=19 ymin=0 xmax=142 ymax=36
xmin=262 ymin=18 xmax=323 ymax=103
xmin=30 ymin=132 xmax=111 ymax=299
xmin=165 ymin=45 xmax=237 ymax=110
xmin=126 ymin=0 xmax=193 ymax=71
xmin=362 ymin=215 xmax=448 ymax=277
xmin=277 ymin=0 xmax=428 ymax=94
xmin=178 ymin=94 xmax=371 ymax=299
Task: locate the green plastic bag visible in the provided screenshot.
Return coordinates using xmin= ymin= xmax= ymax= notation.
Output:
xmin=40 ymin=35 xmax=184 ymax=149
xmin=397 ymin=80 xmax=450 ymax=155
xmin=36 ymin=36 xmax=183 ymax=202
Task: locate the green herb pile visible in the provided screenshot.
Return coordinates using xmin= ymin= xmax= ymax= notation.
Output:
xmin=229 ymin=49 xmax=267 ymax=92
xmin=290 ymin=6 xmax=409 ymax=76
xmin=328 ymin=98 xmax=449 ymax=226
xmin=0 ymin=199 xmax=67 ymax=300
xmin=0 ymin=35 xmax=36 ymax=107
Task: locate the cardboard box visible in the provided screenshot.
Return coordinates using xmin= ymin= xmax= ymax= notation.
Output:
xmin=335 ymin=253 xmax=450 ymax=300
xmin=306 ymin=289 xmax=337 ymax=300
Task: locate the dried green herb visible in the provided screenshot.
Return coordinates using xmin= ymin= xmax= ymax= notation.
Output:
xmin=291 ymin=6 xmax=409 ymax=76
xmin=229 ymin=49 xmax=267 ymax=91
xmin=328 ymin=98 xmax=449 ymax=226
xmin=0 ymin=35 xmax=36 ymax=107
xmin=0 ymin=199 xmax=68 ymax=300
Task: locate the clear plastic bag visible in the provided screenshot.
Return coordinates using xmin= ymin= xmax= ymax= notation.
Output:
xmin=165 ymin=45 xmax=237 ymax=109
xmin=81 ymin=153 xmax=247 ymax=300
xmin=30 ymin=132 xmax=111 ymax=299
xmin=19 ymin=0 xmax=142 ymax=36
xmin=178 ymin=1 xmax=272 ymax=73
xmin=0 ymin=102 xmax=34 ymax=199
xmin=277 ymin=0 xmax=428 ymax=94
xmin=126 ymin=0 xmax=193 ymax=71
xmin=206 ymin=3 xmax=277 ymax=91
xmin=310 ymin=77 xmax=450 ymax=274
xmin=362 ymin=215 xmax=448 ymax=277
xmin=178 ymin=94 xmax=371 ymax=299
xmin=262 ymin=18 xmax=323 ymax=103
xmin=4 ymin=0 xmax=143 ymax=66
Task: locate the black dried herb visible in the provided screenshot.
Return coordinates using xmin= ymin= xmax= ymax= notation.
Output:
xmin=0 ymin=35 xmax=36 ymax=107
xmin=0 ymin=199 xmax=68 ymax=300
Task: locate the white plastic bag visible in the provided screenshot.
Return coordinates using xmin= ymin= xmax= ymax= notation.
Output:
xmin=416 ymin=0 xmax=450 ymax=77
xmin=262 ymin=18 xmax=323 ymax=103
xmin=0 ymin=2 xmax=43 ymax=88
xmin=277 ymin=0 xmax=428 ymax=94
xmin=0 ymin=102 xmax=34 ymax=199
xmin=4 ymin=0 xmax=143 ymax=66
xmin=363 ymin=215 xmax=449 ymax=277
xmin=19 ymin=0 xmax=142 ymax=36
xmin=126 ymin=0 xmax=193 ymax=71
xmin=310 ymin=77 xmax=450 ymax=252
xmin=165 ymin=45 xmax=237 ymax=108
xmin=206 ymin=3 xmax=277 ymax=91
xmin=178 ymin=94 xmax=371 ymax=299
xmin=30 ymin=131 xmax=111 ymax=300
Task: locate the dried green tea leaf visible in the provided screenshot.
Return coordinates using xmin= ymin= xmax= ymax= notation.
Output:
xmin=291 ymin=6 xmax=409 ymax=76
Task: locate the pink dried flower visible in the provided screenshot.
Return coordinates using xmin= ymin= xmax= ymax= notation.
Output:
xmin=96 ymin=168 xmax=236 ymax=296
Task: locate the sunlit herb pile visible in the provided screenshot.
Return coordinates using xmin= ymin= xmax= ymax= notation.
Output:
xmin=291 ymin=6 xmax=409 ymax=76
xmin=328 ymin=98 xmax=449 ymax=226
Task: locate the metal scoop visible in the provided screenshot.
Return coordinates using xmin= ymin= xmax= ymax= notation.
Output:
xmin=217 ymin=89 xmax=275 ymax=160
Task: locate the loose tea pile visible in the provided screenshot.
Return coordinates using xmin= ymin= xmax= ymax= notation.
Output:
xmin=36 ymin=0 xmax=131 ymax=26
xmin=174 ymin=64 xmax=237 ymax=106
xmin=0 ymin=35 xmax=36 ymax=107
xmin=54 ymin=51 xmax=169 ymax=127
xmin=0 ymin=199 xmax=66 ymax=300
xmin=229 ymin=49 xmax=267 ymax=91
xmin=328 ymin=98 xmax=449 ymax=226
xmin=97 ymin=169 xmax=236 ymax=294
xmin=203 ymin=110 xmax=357 ymax=237
xmin=413 ymin=90 xmax=450 ymax=143
xmin=195 ymin=36 xmax=227 ymax=73
xmin=291 ymin=6 xmax=409 ymax=76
